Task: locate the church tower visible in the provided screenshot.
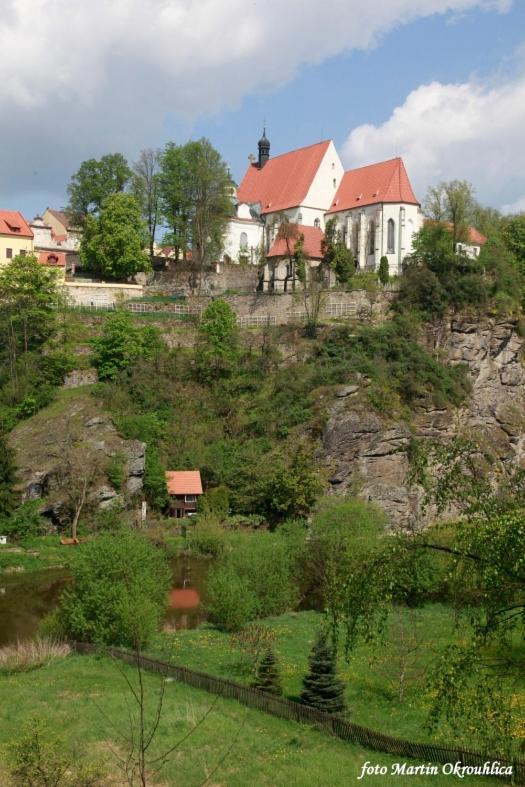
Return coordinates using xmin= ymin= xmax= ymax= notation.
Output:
xmin=258 ymin=127 xmax=270 ymax=168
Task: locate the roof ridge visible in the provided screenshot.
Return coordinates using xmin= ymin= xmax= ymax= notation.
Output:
xmin=265 ymin=139 xmax=331 ymax=163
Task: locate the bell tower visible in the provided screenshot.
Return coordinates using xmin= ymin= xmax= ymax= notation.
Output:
xmin=258 ymin=126 xmax=270 ymax=168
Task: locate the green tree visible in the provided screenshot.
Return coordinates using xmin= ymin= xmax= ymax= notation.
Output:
xmin=293 ymin=233 xmax=307 ymax=286
xmin=67 ymin=153 xmax=131 ymax=224
xmin=424 ymin=180 xmax=476 ymax=251
xmin=500 ymin=213 xmax=525 ymax=277
xmin=252 ymin=647 xmax=282 ymax=695
xmin=132 ymin=148 xmax=161 ymax=263
xmin=80 ymin=193 xmax=150 ymax=280
xmin=91 ymin=310 xmax=156 ymax=381
xmin=53 ymin=531 xmax=171 ymax=647
xmin=0 ymin=434 xmax=17 ymax=518
xmin=322 ymin=218 xmax=354 ymax=286
xmin=159 ymin=139 xmax=232 ymax=278
xmin=206 ymin=565 xmax=258 ymax=631
xmin=143 ymin=446 xmax=169 ymax=510
xmin=300 ymin=630 xmax=346 ymax=714
xmin=253 ymin=447 xmax=323 ymax=524
xmin=378 ymin=255 xmax=389 ymax=285
xmin=195 ymin=299 xmax=239 ymax=383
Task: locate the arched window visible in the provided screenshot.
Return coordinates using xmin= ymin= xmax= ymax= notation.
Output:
xmin=239 ymin=231 xmax=248 ymax=251
xmin=368 ymin=219 xmax=375 ymax=255
xmin=314 ymin=218 xmax=321 ymax=229
xmin=387 ymin=219 xmax=395 ymax=253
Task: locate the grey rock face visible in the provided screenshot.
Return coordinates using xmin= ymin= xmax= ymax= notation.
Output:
xmin=321 ymin=319 xmax=525 ymax=528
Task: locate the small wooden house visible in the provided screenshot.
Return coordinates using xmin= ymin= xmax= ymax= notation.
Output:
xmin=165 ymin=471 xmax=203 ymax=518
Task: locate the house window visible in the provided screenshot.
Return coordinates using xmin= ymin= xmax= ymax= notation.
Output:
xmin=184 ymin=495 xmax=196 ymax=503
xmin=20 ymin=249 xmax=27 ymax=256
xmin=368 ymin=219 xmax=375 ymax=255
xmin=387 ymin=219 xmax=395 ymax=253
xmin=6 ymin=248 xmax=12 ymax=259
xmin=297 ymin=212 xmax=303 ymax=223
xmin=314 ymin=218 xmax=321 ymax=229
xmin=333 ymin=178 xmax=337 ymax=188
xmin=239 ymin=231 xmax=248 ymax=251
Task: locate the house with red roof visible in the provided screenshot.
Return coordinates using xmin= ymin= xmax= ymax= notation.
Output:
xmin=452 ymin=224 xmax=487 ymax=259
xmin=42 ymin=208 xmax=81 ymax=250
xmin=165 ymin=470 xmax=203 ymax=518
xmin=0 ymin=210 xmax=34 ymax=265
xmin=326 ymin=157 xmax=423 ymax=276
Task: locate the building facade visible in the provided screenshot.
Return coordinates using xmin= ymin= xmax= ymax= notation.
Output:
xmin=0 ymin=211 xmax=33 ymax=266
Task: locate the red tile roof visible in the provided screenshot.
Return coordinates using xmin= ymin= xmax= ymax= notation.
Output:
xmin=237 ymin=140 xmax=331 ymax=214
xmin=327 ymin=157 xmax=419 ymax=213
xmin=267 ymin=224 xmax=324 ymax=260
xmin=466 ymin=226 xmax=487 ymax=246
xmin=0 ymin=210 xmax=33 ymax=238
xmin=165 ymin=471 xmax=203 ymax=496
xmin=38 ymin=250 xmax=67 ymax=267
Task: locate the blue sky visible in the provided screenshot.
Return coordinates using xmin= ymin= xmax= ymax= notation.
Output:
xmin=1 ymin=0 xmax=525 ymax=219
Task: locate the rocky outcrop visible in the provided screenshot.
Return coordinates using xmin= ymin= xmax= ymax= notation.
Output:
xmin=9 ymin=391 xmax=146 ymax=523
xmin=321 ymin=319 xmax=525 ymax=527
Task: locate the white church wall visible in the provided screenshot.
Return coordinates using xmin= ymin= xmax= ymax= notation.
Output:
xmin=223 ymin=214 xmax=263 ymax=264
xmin=304 ymin=141 xmax=344 ymax=216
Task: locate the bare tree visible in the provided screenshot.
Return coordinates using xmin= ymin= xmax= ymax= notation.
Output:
xmin=132 ymin=149 xmax=162 ymax=263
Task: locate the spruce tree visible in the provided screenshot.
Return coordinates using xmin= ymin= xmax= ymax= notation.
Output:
xmin=252 ymin=647 xmax=282 ymax=695
xmin=300 ymin=631 xmax=346 ymax=714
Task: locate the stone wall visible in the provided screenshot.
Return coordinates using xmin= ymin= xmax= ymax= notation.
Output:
xmin=64 ymin=281 xmax=144 ymax=306
xmin=148 ymin=261 xmax=259 ymax=296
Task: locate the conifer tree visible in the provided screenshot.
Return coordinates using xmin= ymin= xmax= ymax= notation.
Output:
xmin=252 ymin=647 xmax=282 ymax=695
xmin=378 ymin=256 xmax=390 ymax=285
xmin=300 ymin=631 xmax=346 ymax=714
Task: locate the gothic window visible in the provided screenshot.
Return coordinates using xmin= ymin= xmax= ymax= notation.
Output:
xmin=387 ymin=219 xmax=395 ymax=253
xmin=368 ymin=219 xmax=375 ymax=255
xmin=314 ymin=218 xmax=321 ymax=229
xmin=239 ymin=231 xmax=248 ymax=251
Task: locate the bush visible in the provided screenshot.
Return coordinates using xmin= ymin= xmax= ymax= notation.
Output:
xmin=206 ymin=565 xmax=258 ymax=631
xmin=378 ymin=256 xmax=389 ymax=285
xmin=106 ymin=451 xmax=126 ymax=491
xmin=187 ymin=515 xmax=227 ymax=557
xmin=0 ymin=502 xmax=45 ymax=542
xmin=6 ymin=717 xmax=106 ymax=787
xmin=53 ymin=532 xmax=171 ymax=647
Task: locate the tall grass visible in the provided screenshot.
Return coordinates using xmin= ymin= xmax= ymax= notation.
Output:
xmin=0 ymin=639 xmax=70 ymax=674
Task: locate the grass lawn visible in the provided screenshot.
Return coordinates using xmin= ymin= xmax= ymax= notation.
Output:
xmin=0 ymin=653 xmax=488 ymax=786
xmin=149 ymin=606 xmax=525 ymax=749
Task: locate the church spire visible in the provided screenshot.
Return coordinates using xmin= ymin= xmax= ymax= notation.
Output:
xmin=258 ymin=125 xmax=270 ymax=168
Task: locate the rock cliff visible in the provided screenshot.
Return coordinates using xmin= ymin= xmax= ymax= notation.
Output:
xmin=322 ymin=319 xmax=525 ymax=526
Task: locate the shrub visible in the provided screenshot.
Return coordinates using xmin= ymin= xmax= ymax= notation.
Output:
xmin=6 ymin=717 xmax=106 ymax=787
xmin=106 ymin=451 xmax=126 ymax=491
xmin=187 ymin=515 xmax=227 ymax=557
xmin=206 ymin=565 xmax=258 ymax=631
xmin=0 ymin=502 xmax=45 ymax=542
xmin=378 ymin=255 xmax=389 ymax=285
xmin=53 ymin=531 xmax=171 ymax=647
xmin=0 ymin=639 xmax=70 ymax=675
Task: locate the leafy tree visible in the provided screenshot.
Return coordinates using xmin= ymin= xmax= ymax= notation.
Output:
xmin=159 ymin=142 xmax=192 ymax=260
xmin=323 ymin=219 xmax=354 ymax=286
xmin=80 ymin=192 xmax=150 ymax=280
xmin=159 ymin=139 xmax=232 ymax=278
xmin=252 ymin=647 xmax=282 ymax=695
xmin=67 ymin=152 xmax=131 ymax=224
xmin=53 ymin=531 xmax=171 ymax=647
xmin=0 ymin=433 xmax=17 ymax=518
xmin=132 ymin=148 xmax=162 ymax=263
xmin=206 ymin=565 xmax=258 ymax=631
xmin=0 ymin=501 xmax=44 ymax=541
xmin=500 ymin=213 xmax=525 ymax=277
xmin=424 ymin=180 xmax=476 ymax=251
xmin=300 ymin=630 xmax=346 ymax=714
xmin=91 ymin=310 xmax=154 ymax=381
xmin=253 ymin=447 xmax=323 ymax=524
xmin=378 ymin=255 xmax=389 ymax=285
xmin=293 ymin=233 xmax=307 ymax=286
xmin=195 ymin=299 xmax=239 ymax=383
xmin=143 ymin=446 xmax=169 ymax=510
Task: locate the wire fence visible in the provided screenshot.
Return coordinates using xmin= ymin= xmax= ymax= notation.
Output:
xmin=71 ymin=642 xmax=524 ymax=784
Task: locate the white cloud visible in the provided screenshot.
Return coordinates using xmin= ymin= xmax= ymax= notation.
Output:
xmin=501 ymin=196 xmax=525 ymax=214
xmin=0 ymin=0 xmax=513 ymax=209
xmin=342 ymin=70 xmax=525 ymax=211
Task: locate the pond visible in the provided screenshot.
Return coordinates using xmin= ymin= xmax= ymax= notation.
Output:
xmin=0 ymin=556 xmax=211 ymax=647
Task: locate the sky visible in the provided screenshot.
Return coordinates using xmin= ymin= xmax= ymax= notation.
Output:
xmin=1 ymin=0 xmax=525 ymax=220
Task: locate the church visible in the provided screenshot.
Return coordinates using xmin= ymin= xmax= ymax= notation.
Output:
xmin=223 ymin=130 xmax=424 ymax=289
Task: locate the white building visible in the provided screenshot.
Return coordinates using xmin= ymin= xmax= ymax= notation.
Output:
xmin=224 ymin=132 xmax=423 ymax=284
xmin=325 ymin=158 xmax=423 ymax=276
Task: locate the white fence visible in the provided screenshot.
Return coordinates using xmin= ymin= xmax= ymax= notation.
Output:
xmin=325 ymin=302 xmax=358 ymax=318
xmin=236 ymin=315 xmax=277 ymax=327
